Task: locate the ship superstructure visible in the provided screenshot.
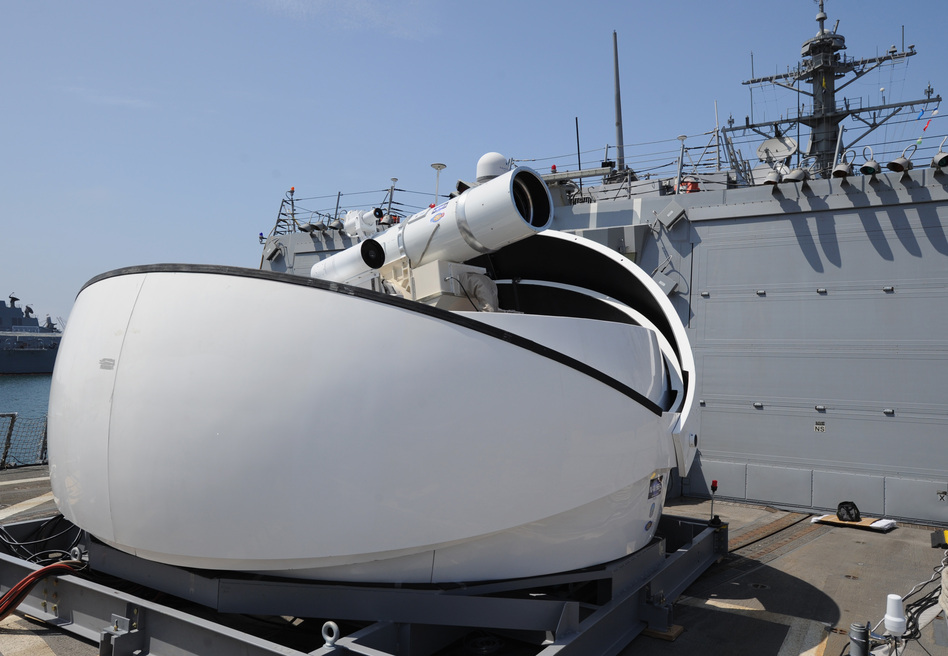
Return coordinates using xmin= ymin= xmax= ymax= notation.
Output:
xmin=0 ymin=293 xmax=60 ymax=374
xmin=259 ymin=3 xmax=948 ymax=525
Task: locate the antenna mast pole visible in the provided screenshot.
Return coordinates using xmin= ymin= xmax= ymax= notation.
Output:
xmin=613 ymin=31 xmax=625 ymax=170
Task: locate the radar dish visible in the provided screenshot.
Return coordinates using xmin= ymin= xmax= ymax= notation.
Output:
xmin=757 ymin=136 xmax=798 ymax=163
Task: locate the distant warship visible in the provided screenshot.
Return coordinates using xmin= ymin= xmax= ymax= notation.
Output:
xmin=0 ymin=293 xmax=60 ymax=375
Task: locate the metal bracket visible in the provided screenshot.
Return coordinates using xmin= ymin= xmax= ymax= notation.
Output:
xmin=99 ymin=607 xmax=144 ymax=656
xmin=656 ymin=200 xmax=687 ymax=230
xmin=0 ymin=514 xmax=726 ymax=656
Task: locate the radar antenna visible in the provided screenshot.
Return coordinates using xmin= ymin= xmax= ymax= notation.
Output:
xmin=734 ymin=0 xmax=940 ymax=178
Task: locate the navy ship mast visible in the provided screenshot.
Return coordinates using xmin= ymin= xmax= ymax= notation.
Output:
xmin=735 ymin=0 xmax=940 ymax=179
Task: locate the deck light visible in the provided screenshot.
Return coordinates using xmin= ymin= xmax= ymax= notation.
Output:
xmin=832 ymin=150 xmax=855 ymax=178
xmin=784 ymin=167 xmax=808 ymax=182
xmin=931 ymin=137 xmax=948 ymax=168
xmin=860 ymin=147 xmax=881 ymax=175
xmin=887 ymin=145 xmax=916 ymax=172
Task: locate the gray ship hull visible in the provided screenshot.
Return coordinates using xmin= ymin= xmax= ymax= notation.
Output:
xmin=554 ymin=168 xmax=948 ymax=524
xmin=0 ymin=346 xmax=58 ymax=375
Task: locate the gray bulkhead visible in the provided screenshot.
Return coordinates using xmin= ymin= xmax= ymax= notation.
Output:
xmin=552 ymin=169 xmax=948 ymax=524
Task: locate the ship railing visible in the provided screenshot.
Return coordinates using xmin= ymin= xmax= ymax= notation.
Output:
xmin=549 ymin=130 xmax=733 ymax=203
xmin=567 ymin=95 xmax=948 ymax=197
xmin=0 ymin=325 xmax=45 ymax=334
xmin=0 ymin=413 xmax=48 ymax=469
xmin=720 ymin=100 xmax=946 ymax=181
xmin=262 ymin=188 xmax=435 ymax=241
xmin=564 ymin=113 xmax=948 ymax=200
xmin=264 ymin=106 xmax=948 ymax=217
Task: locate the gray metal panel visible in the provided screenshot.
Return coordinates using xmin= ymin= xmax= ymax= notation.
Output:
xmin=884 ymin=476 xmax=948 ymax=522
xmin=699 ymin=374 xmax=948 ymax=477
xmin=812 ymin=469 xmax=885 ymax=515
xmin=683 ymin=457 xmax=746 ymax=498
xmin=672 ymin=169 xmax=948 ymax=223
xmin=553 ymin=196 xmax=641 ymax=232
xmin=695 ymin=404 xmax=829 ymax=467
xmin=746 ymin=464 xmax=812 ymax=507
xmin=697 ymin=351 xmax=947 ymax=419
xmin=575 ymin=224 xmax=647 ymax=257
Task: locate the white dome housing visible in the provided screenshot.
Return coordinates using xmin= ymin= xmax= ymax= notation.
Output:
xmin=476 ymin=152 xmax=510 ymax=182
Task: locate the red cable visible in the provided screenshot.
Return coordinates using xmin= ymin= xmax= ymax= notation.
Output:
xmin=0 ymin=562 xmax=80 ymax=621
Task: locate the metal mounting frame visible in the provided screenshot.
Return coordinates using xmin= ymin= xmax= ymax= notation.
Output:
xmin=0 ymin=514 xmax=726 ymax=656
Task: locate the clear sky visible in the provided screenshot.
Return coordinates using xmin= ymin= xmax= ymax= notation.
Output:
xmin=2 ymin=0 xmax=944 ymax=322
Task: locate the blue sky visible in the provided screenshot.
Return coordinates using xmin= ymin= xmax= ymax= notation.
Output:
xmin=2 ymin=0 xmax=944 ymax=322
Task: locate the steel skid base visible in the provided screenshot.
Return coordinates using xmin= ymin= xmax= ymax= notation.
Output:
xmin=0 ymin=514 xmax=727 ymax=656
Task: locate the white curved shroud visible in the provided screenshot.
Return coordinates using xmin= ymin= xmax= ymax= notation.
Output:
xmin=49 ymin=265 xmax=682 ymax=583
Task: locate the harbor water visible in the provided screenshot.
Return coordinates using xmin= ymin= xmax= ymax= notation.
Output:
xmin=0 ymin=373 xmax=51 ymax=418
xmin=0 ymin=375 xmax=51 ymax=467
